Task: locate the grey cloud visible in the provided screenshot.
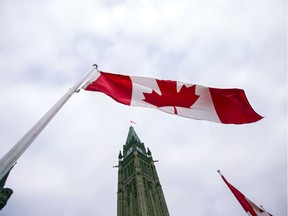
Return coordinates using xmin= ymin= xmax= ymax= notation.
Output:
xmin=0 ymin=0 xmax=286 ymax=215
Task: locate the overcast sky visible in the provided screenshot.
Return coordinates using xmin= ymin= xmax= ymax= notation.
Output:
xmin=0 ymin=0 xmax=286 ymax=215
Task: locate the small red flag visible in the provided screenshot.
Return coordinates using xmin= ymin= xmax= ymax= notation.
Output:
xmin=83 ymin=71 xmax=263 ymax=124
xmin=219 ymin=171 xmax=272 ymax=216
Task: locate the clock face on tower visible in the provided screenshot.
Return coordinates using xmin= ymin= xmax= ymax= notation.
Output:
xmin=126 ymin=147 xmax=133 ymax=156
xmin=136 ymin=147 xmax=144 ymax=154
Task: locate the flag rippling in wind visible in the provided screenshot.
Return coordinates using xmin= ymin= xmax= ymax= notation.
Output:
xmin=83 ymin=71 xmax=263 ymax=124
xmin=219 ymin=172 xmax=272 ymax=216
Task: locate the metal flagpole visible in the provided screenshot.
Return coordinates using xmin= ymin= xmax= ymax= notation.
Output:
xmin=0 ymin=64 xmax=98 ymax=181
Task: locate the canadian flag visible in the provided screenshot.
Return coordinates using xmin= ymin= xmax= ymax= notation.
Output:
xmin=83 ymin=71 xmax=263 ymax=124
xmin=219 ymin=171 xmax=272 ymax=216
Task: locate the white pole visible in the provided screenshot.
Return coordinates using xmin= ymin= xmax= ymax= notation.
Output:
xmin=0 ymin=65 xmax=98 ymax=180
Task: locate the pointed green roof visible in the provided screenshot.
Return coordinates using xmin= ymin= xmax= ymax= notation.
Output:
xmin=0 ymin=164 xmax=14 ymax=189
xmin=125 ymin=126 xmax=141 ymax=146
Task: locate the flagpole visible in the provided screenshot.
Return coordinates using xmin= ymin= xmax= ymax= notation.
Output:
xmin=0 ymin=64 xmax=98 ymax=181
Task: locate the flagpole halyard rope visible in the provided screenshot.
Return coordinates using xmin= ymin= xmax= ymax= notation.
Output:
xmin=0 ymin=64 xmax=98 ymax=181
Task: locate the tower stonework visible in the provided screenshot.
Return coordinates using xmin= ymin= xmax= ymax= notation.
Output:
xmin=117 ymin=126 xmax=170 ymax=216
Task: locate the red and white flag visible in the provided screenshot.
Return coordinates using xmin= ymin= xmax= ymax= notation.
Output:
xmin=83 ymin=71 xmax=263 ymax=124
xmin=219 ymin=171 xmax=272 ymax=216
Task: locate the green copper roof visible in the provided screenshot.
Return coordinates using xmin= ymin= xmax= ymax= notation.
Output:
xmin=0 ymin=164 xmax=14 ymax=189
xmin=125 ymin=126 xmax=141 ymax=145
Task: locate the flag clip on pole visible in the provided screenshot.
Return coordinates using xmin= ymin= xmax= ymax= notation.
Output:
xmin=0 ymin=64 xmax=98 ymax=181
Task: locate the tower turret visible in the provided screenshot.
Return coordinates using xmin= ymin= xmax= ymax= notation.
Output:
xmin=0 ymin=166 xmax=14 ymax=210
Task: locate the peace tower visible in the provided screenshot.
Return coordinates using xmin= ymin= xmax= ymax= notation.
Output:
xmin=117 ymin=126 xmax=170 ymax=216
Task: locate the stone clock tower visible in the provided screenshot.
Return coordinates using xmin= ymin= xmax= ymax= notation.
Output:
xmin=117 ymin=126 xmax=170 ymax=216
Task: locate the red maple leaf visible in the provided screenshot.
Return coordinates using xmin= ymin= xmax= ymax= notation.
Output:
xmin=143 ymin=79 xmax=200 ymax=114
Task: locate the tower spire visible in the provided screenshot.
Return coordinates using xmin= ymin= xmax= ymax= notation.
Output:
xmin=125 ymin=126 xmax=141 ymax=146
xmin=0 ymin=164 xmax=14 ymax=210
